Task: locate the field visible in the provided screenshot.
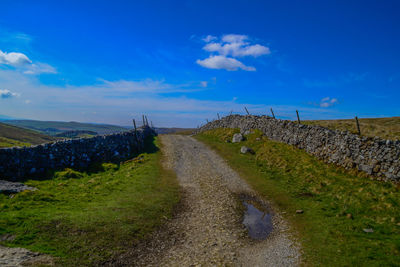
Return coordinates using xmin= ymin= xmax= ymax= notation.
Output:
xmin=196 ymin=129 xmax=400 ymax=266
xmin=0 ymin=137 xmax=180 ymax=265
xmin=0 ymin=122 xmax=56 ymax=148
xmin=4 ymin=119 xmax=129 ymax=136
xmin=303 ymin=117 xmax=400 ymax=140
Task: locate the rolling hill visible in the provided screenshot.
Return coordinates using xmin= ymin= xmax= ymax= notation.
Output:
xmin=0 ymin=122 xmax=56 ymax=148
xmin=4 ymin=120 xmax=129 ymax=136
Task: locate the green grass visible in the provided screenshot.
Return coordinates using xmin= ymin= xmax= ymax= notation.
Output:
xmin=0 ymin=136 xmax=180 ymax=266
xmin=0 ymin=136 xmax=31 ymax=148
xmin=303 ymin=117 xmax=400 ymax=140
xmin=196 ymin=129 xmax=400 ymax=266
xmin=0 ymin=122 xmax=56 ymax=148
xmin=4 ymin=119 xmax=128 ymax=136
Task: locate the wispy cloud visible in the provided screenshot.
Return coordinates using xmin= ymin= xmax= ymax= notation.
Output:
xmin=196 ymin=34 xmax=270 ymax=71
xmin=0 ymin=70 xmax=341 ymax=127
xmin=319 ymin=97 xmax=338 ymax=108
xmin=0 ymin=89 xmax=20 ymax=99
xmin=0 ymin=49 xmax=56 ymax=75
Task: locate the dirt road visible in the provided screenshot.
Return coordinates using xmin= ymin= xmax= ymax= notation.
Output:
xmin=128 ymin=135 xmax=300 ymax=266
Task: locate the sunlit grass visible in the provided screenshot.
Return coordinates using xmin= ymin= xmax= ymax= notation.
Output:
xmin=196 ymin=128 xmax=400 ymax=266
xmin=0 ymin=137 xmax=180 ymax=266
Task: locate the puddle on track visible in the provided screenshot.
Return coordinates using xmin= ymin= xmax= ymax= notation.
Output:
xmin=242 ymin=200 xmax=273 ymax=240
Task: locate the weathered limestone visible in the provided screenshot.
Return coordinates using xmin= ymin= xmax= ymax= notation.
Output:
xmin=198 ymin=115 xmax=400 ymax=182
xmin=0 ymin=126 xmax=156 ymax=182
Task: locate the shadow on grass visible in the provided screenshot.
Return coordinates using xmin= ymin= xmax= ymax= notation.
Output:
xmin=22 ymin=135 xmax=159 ymax=182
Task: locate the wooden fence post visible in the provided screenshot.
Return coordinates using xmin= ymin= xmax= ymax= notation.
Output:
xmin=270 ymin=108 xmax=275 ymax=119
xmin=145 ymin=116 xmax=149 ymax=126
xmin=355 ymin=116 xmax=361 ymax=135
xmin=296 ymin=110 xmax=301 ymax=124
xmin=133 ymin=119 xmax=138 ymax=142
xmin=217 ymin=113 xmax=220 ymax=120
xmin=244 ymin=107 xmax=250 ymax=115
xmin=142 ymin=115 xmax=145 ymax=127
xmin=230 ymin=110 xmax=233 ymax=116
xmin=206 ymin=119 xmax=209 ymax=123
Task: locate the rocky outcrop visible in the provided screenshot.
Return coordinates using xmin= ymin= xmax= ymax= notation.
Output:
xmin=0 ymin=126 xmax=156 ymax=182
xmin=198 ymin=115 xmax=400 ymax=182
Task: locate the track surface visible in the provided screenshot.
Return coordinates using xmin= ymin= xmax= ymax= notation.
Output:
xmin=131 ymin=135 xmax=300 ymax=266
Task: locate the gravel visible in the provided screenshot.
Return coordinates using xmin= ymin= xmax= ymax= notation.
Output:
xmin=112 ymin=135 xmax=301 ymax=266
xmin=0 ymin=246 xmax=53 ymax=266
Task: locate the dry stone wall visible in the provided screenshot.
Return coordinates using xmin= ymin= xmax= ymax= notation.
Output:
xmin=198 ymin=115 xmax=400 ymax=182
xmin=0 ymin=126 xmax=156 ymax=182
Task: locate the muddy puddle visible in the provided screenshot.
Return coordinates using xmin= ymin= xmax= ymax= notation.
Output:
xmin=241 ymin=196 xmax=273 ymax=240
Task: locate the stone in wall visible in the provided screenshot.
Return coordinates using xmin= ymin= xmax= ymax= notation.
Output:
xmin=0 ymin=126 xmax=156 ymax=182
xmin=198 ymin=115 xmax=400 ymax=182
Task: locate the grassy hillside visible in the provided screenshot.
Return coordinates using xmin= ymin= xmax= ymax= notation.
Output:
xmin=0 ymin=122 xmax=56 ymax=148
xmin=196 ymin=129 xmax=400 ymax=266
xmin=4 ymin=120 xmax=129 ymax=136
xmin=303 ymin=117 xmax=400 ymax=140
xmin=0 ymin=137 xmax=180 ymax=266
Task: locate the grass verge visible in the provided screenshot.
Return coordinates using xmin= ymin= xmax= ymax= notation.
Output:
xmin=196 ymin=128 xmax=400 ymax=266
xmin=0 ymin=136 xmax=180 ymax=266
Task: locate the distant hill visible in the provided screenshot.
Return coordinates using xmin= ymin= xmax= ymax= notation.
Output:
xmin=4 ymin=120 xmax=129 ymax=136
xmin=0 ymin=122 xmax=56 ymax=148
xmin=55 ymin=130 xmax=98 ymax=138
xmin=155 ymin=128 xmax=195 ymax=135
xmin=303 ymin=117 xmax=400 ymax=140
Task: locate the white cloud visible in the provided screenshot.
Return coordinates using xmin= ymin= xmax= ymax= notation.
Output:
xmin=0 ymin=49 xmax=56 ymax=75
xmin=200 ymin=81 xmax=208 ymax=87
xmin=197 ymin=34 xmax=270 ymax=71
xmin=196 ymin=55 xmax=255 ymax=71
xmin=202 ymin=34 xmax=270 ymax=58
xmin=320 ymin=97 xmax=338 ymax=108
xmin=0 ymin=89 xmax=20 ymax=99
xmin=202 ymin=35 xmax=217 ymax=42
xmin=24 ymin=62 xmax=57 ymax=75
xmin=0 ymin=50 xmax=31 ymax=66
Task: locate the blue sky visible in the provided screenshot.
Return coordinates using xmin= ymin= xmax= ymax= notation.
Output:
xmin=0 ymin=0 xmax=399 ymax=127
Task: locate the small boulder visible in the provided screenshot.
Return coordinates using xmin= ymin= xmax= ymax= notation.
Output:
xmin=232 ymin=133 xmax=244 ymax=143
xmin=240 ymin=146 xmax=254 ymax=154
xmin=296 ymin=209 xmax=304 ymax=214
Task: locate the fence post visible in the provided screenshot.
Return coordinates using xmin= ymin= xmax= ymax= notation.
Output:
xmin=217 ymin=113 xmax=220 ymax=120
xmin=244 ymin=107 xmax=250 ymax=115
xmin=270 ymin=108 xmax=275 ymax=119
xmin=145 ymin=115 xmax=149 ymax=126
xmin=132 ymin=119 xmax=139 ymax=143
xmin=151 ymin=121 xmax=154 ymax=129
xmin=296 ymin=110 xmax=301 ymax=124
xmin=230 ymin=110 xmax=233 ymax=116
xmin=355 ymin=116 xmax=361 ymax=135
xmin=206 ymin=119 xmax=209 ymax=123
xmin=142 ymin=115 xmax=146 ymax=127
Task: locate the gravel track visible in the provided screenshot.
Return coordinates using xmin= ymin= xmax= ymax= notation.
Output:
xmin=126 ymin=135 xmax=301 ymax=266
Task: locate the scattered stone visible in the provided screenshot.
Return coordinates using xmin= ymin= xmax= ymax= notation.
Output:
xmin=232 ymin=133 xmax=244 ymax=143
xmin=0 ymin=180 xmax=36 ymax=194
xmin=296 ymin=210 xmax=304 ymax=214
xmin=240 ymin=146 xmax=254 ymax=154
xmin=363 ymin=228 xmax=374 ymax=233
